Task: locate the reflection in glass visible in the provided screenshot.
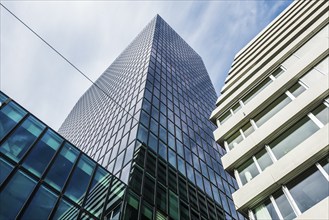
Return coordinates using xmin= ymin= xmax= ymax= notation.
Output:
xmin=273 ymin=190 xmax=296 ymax=220
xmin=23 ymin=129 xmax=63 ymax=177
xmin=255 ymin=149 xmax=273 ymax=171
xmin=226 ymin=131 xmax=243 ymax=150
xmin=287 ymin=166 xmax=329 ymax=213
xmin=270 ymin=116 xmax=319 ymax=159
xmin=0 ymin=101 xmax=27 ymax=141
xmin=21 ymin=185 xmax=57 ymax=220
xmin=0 ymin=157 xmax=13 ymax=185
xmin=237 ymin=158 xmax=259 ymax=185
xmin=254 ymin=94 xmax=291 ymax=127
xmin=0 ymin=170 xmax=36 ymax=219
xmin=253 ymin=199 xmax=279 ymax=220
xmin=64 ymin=154 xmax=95 ymax=203
xmin=312 ymin=103 xmax=329 ymax=125
xmin=0 ymin=116 xmax=45 ymax=162
xmin=52 ymin=198 xmax=78 ymax=220
xmin=45 ymin=143 xmax=79 ymax=191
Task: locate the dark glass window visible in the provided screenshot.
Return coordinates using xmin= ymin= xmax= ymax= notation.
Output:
xmin=22 ymin=129 xmax=63 ymax=177
xmin=64 ymin=154 xmax=95 ymax=203
xmin=169 ymin=190 xmax=179 ymax=219
xmin=45 ymin=143 xmax=79 ymax=191
xmin=0 ymin=170 xmax=36 ymax=219
xmin=52 ymin=198 xmax=78 ymax=219
xmin=0 ymin=116 xmax=45 ymax=162
xmin=312 ymin=103 xmax=329 ymax=125
xmin=21 ymin=185 xmax=57 ymax=219
xmin=0 ymin=101 xmax=27 ymax=141
xmin=0 ymin=157 xmax=13 ymax=185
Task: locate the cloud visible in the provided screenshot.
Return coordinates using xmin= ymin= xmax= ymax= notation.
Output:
xmin=0 ymin=1 xmax=293 ymax=130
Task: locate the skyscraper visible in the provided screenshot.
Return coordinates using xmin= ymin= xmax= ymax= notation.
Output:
xmin=59 ymin=15 xmax=245 ymax=219
xmin=210 ymin=1 xmax=328 ymax=219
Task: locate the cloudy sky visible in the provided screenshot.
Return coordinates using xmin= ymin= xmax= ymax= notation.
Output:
xmin=0 ymin=1 xmax=292 ymax=131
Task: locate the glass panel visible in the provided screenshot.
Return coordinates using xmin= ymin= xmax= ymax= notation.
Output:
xmin=0 ymin=92 xmax=8 ymax=104
xmin=22 ymin=129 xmax=63 ymax=177
xmin=123 ymin=192 xmax=139 ymax=220
xmin=85 ymin=166 xmax=111 ymax=217
xmin=241 ymin=122 xmax=254 ymax=138
xmin=45 ymin=143 xmax=79 ymax=191
xmin=226 ymin=131 xmax=243 ymax=150
xmin=52 ymin=198 xmax=78 ymax=220
xmin=287 ymin=165 xmax=329 ymax=213
xmin=168 ymin=148 xmax=176 ymax=168
xmin=242 ymin=77 xmax=272 ymax=104
xmin=319 ymin=156 xmax=329 ymax=174
xmin=0 ymin=170 xmax=36 ymax=219
xmin=64 ymin=154 xmax=95 ymax=203
xmin=21 ymin=185 xmax=57 ymax=220
xmin=270 ymin=116 xmax=319 ymax=159
xmin=232 ymin=102 xmax=242 ymax=113
xmin=254 ymin=94 xmax=291 ymax=127
xmin=218 ymin=110 xmax=231 ymax=124
xmin=253 ymin=198 xmax=279 ymax=220
xmin=255 ymin=149 xmax=273 ymax=171
xmin=288 ymin=82 xmax=306 ymax=98
xmin=273 ymin=190 xmax=296 ymax=220
xmin=0 ymin=157 xmax=13 ymax=185
xmin=0 ymin=101 xmax=26 ymax=140
xmin=312 ymin=103 xmax=329 ymax=125
xmin=272 ymin=67 xmax=285 ymax=78
xmin=156 ymin=184 xmax=167 ymax=212
xmin=169 ymin=190 xmax=179 ymax=220
xmin=237 ymin=158 xmax=259 ymax=185
xmin=0 ymin=116 xmax=45 ymax=162
xmin=141 ymin=202 xmax=153 ymax=220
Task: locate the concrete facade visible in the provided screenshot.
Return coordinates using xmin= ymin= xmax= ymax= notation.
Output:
xmin=210 ymin=1 xmax=329 ymax=219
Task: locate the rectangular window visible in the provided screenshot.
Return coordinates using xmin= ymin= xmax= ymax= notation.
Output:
xmin=254 ymin=94 xmax=291 ymax=127
xmin=312 ymin=103 xmax=329 ymax=126
xmin=218 ymin=110 xmax=231 ymax=125
xmin=237 ymin=158 xmax=259 ymax=185
xmin=253 ymin=198 xmax=279 ymax=220
xmin=273 ymin=190 xmax=296 ymax=220
xmin=226 ymin=131 xmax=243 ymax=150
xmin=242 ymin=77 xmax=272 ymax=104
xmin=269 ymin=116 xmax=319 ymax=160
xmin=288 ymin=82 xmax=306 ymax=98
xmin=255 ymin=148 xmax=273 ymax=171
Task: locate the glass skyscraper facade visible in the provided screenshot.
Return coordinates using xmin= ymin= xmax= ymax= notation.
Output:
xmin=59 ymin=15 xmax=245 ymax=220
xmin=0 ymin=92 xmax=126 ymax=219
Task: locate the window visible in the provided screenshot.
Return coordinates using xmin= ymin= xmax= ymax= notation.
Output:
xmin=254 ymin=94 xmax=291 ymax=127
xmin=52 ymin=198 xmax=78 ymax=219
xmin=226 ymin=131 xmax=243 ymax=150
xmin=0 ymin=116 xmax=45 ymax=162
xmin=288 ymin=82 xmax=306 ymax=98
xmin=287 ymin=166 xmax=329 ymax=213
xmin=0 ymin=101 xmax=27 ymax=140
xmin=254 ymin=148 xmax=273 ymax=171
xmin=273 ymin=190 xmax=296 ymax=220
xmin=312 ymin=103 xmax=329 ymax=125
xmin=0 ymin=157 xmax=13 ymax=185
xmin=269 ymin=116 xmax=319 ymax=159
xmin=237 ymin=158 xmax=259 ymax=185
xmin=22 ymin=129 xmax=63 ymax=177
xmin=253 ymin=198 xmax=279 ymax=220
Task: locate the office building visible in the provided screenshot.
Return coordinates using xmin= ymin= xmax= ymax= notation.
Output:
xmin=59 ymin=15 xmax=245 ymax=219
xmin=0 ymin=92 xmax=126 ymax=219
xmin=210 ymin=1 xmax=328 ymax=219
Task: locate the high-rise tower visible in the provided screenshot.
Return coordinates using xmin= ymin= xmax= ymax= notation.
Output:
xmin=59 ymin=15 xmax=244 ymax=219
xmin=210 ymin=1 xmax=328 ymax=220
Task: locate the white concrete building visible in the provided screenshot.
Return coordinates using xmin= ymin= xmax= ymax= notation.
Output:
xmin=210 ymin=1 xmax=329 ymax=219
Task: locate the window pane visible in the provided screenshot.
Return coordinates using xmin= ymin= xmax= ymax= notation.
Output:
xmin=288 ymin=82 xmax=306 ymax=98
xmin=156 ymin=184 xmax=167 ymax=212
xmin=287 ymin=165 xmax=329 ymax=213
xmin=219 ymin=110 xmax=231 ymax=124
xmin=22 ymin=129 xmax=63 ymax=177
xmin=253 ymin=198 xmax=279 ymax=220
xmin=226 ymin=131 xmax=243 ymax=150
xmin=0 ymin=116 xmax=45 ymax=162
xmin=270 ymin=116 xmax=319 ymax=159
xmin=64 ymin=154 xmax=95 ymax=203
xmin=255 ymin=149 xmax=273 ymax=171
xmin=0 ymin=170 xmax=36 ymax=219
xmin=273 ymin=190 xmax=296 ymax=220
xmin=0 ymin=101 xmax=27 ymax=140
xmin=272 ymin=67 xmax=285 ymax=78
xmin=237 ymin=158 xmax=259 ymax=185
xmin=169 ymin=191 xmax=179 ymax=219
xmin=85 ymin=166 xmax=111 ymax=217
xmin=312 ymin=103 xmax=329 ymax=125
xmin=21 ymin=185 xmax=57 ymax=220
xmin=241 ymin=122 xmax=254 ymax=138
xmin=52 ymin=198 xmax=78 ymax=220
xmin=0 ymin=157 xmax=13 ymax=185
xmin=242 ymin=77 xmax=272 ymax=104
xmin=254 ymin=94 xmax=291 ymax=127
xmin=0 ymin=92 xmax=8 ymax=104
xmin=45 ymin=143 xmax=79 ymax=191
xmin=319 ymin=156 xmax=329 ymax=174
xmin=141 ymin=202 xmax=153 ymax=220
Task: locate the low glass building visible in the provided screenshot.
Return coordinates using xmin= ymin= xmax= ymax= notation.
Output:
xmin=0 ymin=91 xmax=125 ymax=220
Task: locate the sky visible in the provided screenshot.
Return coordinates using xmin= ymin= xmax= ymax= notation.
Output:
xmin=0 ymin=0 xmax=293 ymax=131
